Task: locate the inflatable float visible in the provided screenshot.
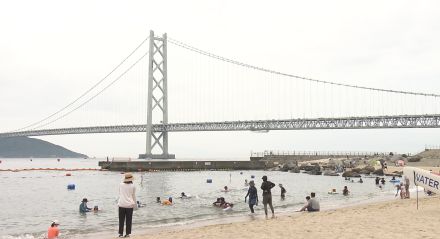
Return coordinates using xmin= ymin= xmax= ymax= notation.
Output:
xmin=223 ymin=206 xmax=232 ymax=211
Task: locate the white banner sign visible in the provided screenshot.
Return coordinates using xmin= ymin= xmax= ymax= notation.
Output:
xmin=403 ymin=167 xmax=440 ymax=194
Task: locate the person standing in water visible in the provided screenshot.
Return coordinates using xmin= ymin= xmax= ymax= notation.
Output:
xmin=260 ymin=175 xmax=275 ymax=219
xmin=279 ymin=184 xmax=286 ymax=200
xmin=47 ymin=220 xmax=60 ymax=239
xmin=79 ymin=198 xmax=92 ymax=213
xmin=118 ymin=173 xmax=137 ymax=238
xmin=244 ymin=180 xmax=258 ymax=213
xmin=375 ymin=177 xmax=380 ymax=185
xmin=342 ymin=186 xmax=349 ymax=196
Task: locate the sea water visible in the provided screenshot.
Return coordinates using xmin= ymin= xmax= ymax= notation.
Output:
xmin=0 ymin=158 xmax=398 ymax=238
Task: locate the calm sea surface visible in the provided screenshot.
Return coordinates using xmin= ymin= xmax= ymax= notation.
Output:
xmin=0 ymin=158 xmax=398 ymax=238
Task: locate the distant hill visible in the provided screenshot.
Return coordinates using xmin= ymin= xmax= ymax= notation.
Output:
xmin=0 ymin=136 xmax=87 ymax=158
xmin=406 ymin=149 xmax=440 ymax=167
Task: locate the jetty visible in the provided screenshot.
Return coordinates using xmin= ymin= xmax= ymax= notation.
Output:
xmin=98 ymin=160 xmax=267 ymax=171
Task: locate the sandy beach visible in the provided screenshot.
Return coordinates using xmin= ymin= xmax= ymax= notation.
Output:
xmin=134 ymin=196 xmax=440 ymax=239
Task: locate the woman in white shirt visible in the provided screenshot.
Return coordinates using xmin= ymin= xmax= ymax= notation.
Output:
xmin=118 ymin=173 xmax=137 ymax=238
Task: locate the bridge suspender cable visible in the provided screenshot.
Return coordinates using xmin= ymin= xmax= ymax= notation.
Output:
xmin=168 ymin=37 xmax=440 ymax=98
xmin=12 ymin=36 xmax=150 ymax=132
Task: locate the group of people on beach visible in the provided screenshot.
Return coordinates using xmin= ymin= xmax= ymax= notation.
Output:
xmin=395 ymin=176 xmax=411 ymax=199
xmin=243 ymin=175 xmax=277 ymax=218
xmin=47 ymin=173 xmax=317 ymax=238
xmin=242 ymin=175 xmax=289 ymax=218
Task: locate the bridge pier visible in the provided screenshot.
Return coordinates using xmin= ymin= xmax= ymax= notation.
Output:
xmin=138 ymin=153 xmax=175 ymax=159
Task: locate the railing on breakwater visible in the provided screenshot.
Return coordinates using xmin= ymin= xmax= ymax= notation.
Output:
xmin=250 ymin=150 xmax=399 ymax=158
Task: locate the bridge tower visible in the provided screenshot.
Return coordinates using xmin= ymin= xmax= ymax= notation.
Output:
xmin=139 ymin=30 xmax=175 ymax=159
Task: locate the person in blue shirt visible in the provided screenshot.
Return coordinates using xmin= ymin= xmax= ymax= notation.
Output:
xmin=245 ymin=180 xmax=258 ymax=213
xmin=79 ymin=198 xmax=92 ymax=213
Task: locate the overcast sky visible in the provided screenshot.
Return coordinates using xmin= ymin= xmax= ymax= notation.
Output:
xmin=1 ymin=0 xmax=440 ymax=159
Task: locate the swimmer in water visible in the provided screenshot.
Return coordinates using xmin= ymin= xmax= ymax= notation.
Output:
xmin=223 ymin=186 xmax=229 ymax=192
xmin=213 ymin=197 xmax=222 ymax=206
xmin=181 ymin=192 xmax=187 ymax=198
xmin=162 ymin=197 xmax=173 ymax=205
xmin=156 ymin=197 xmax=161 ymax=203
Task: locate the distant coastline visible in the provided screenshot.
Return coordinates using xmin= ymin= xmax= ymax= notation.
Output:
xmin=0 ymin=136 xmax=87 ymax=158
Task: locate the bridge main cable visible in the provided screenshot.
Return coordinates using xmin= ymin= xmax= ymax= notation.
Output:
xmin=168 ymin=37 xmax=440 ymax=98
xmin=11 ymin=36 xmax=150 ymax=133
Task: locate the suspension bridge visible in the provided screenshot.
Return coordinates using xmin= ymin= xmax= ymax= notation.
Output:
xmin=1 ymin=30 xmax=440 ymax=159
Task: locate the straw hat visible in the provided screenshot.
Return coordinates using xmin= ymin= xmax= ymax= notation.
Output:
xmin=124 ymin=173 xmax=134 ymax=182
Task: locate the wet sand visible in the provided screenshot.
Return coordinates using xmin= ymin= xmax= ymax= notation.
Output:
xmin=133 ymin=196 xmax=440 ymax=239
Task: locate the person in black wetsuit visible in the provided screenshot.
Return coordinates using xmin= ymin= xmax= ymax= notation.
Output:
xmin=245 ymin=180 xmax=258 ymax=213
xmin=260 ymin=175 xmax=275 ymax=219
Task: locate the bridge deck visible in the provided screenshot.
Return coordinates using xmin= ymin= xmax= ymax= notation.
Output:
xmin=1 ymin=114 xmax=439 ymax=137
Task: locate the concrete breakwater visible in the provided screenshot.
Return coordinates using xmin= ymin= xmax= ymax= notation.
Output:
xmin=99 ymin=160 xmax=267 ymax=171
